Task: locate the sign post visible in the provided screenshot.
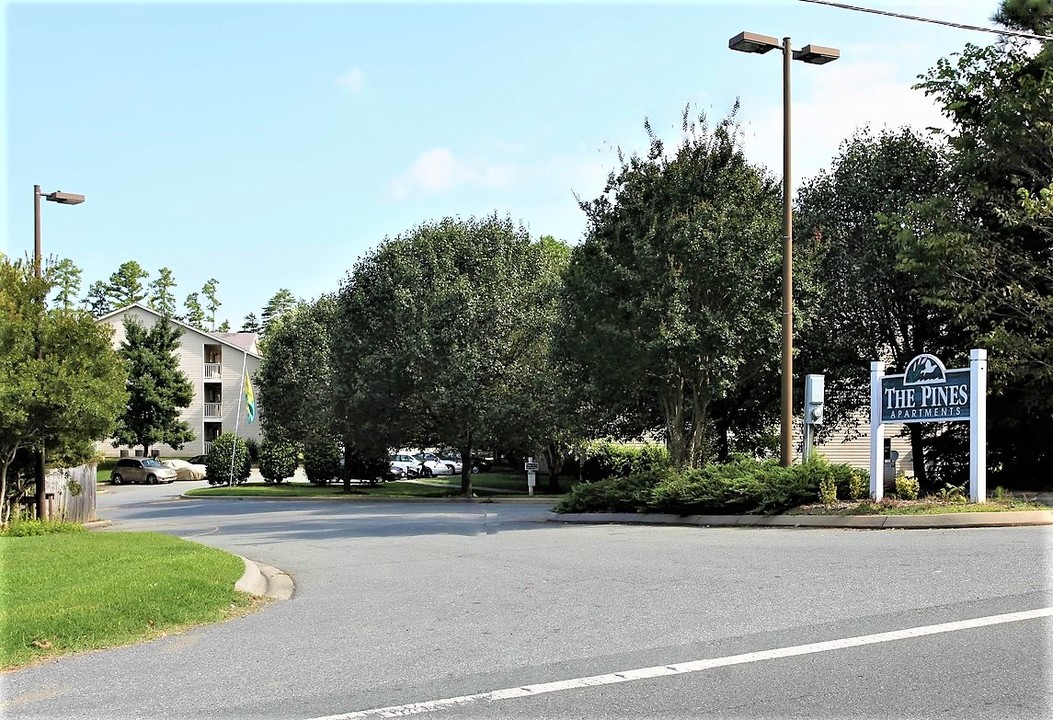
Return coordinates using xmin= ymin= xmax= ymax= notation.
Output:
xmin=525 ymin=457 xmax=539 ymax=496
xmin=871 ymin=351 xmax=987 ymax=502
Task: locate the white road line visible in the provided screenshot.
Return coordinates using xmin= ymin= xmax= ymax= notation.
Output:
xmin=308 ymin=607 xmax=1053 ymax=720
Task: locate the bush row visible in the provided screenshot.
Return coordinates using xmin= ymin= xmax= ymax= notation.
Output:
xmin=555 ymin=456 xmax=869 ymax=516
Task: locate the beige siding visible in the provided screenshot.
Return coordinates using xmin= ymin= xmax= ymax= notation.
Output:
xmin=813 ymin=415 xmax=915 ymax=477
xmin=97 ymin=306 xmax=262 ymax=458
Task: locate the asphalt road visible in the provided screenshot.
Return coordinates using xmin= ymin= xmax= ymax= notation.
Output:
xmin=3 ymin=482 xmax=1051 ymax=720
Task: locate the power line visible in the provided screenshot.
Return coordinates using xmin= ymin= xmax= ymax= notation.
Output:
xmin=798 ymin=0 xmax=1053 ymax=42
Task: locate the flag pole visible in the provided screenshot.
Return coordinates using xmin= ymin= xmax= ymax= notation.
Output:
xmin=228 ymin=351 xmax=248 ymax=486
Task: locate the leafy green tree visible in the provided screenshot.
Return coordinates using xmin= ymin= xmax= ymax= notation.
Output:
xmin=794 ymin=127 xmax=960 ymax=487
xmin=257 ymin=296 xmax=337 ymax=451
xmin=147 ymin=267 xmax=178 ymax=317
xmin=82 ymin=280 xmax=111 ymax=317
xmin=106 ymin=261 xmax=149 ymax=308
xmin=258 ymin=436 xmax=298 ymax=484
xmin=49 ymin=258 xmax=82 ymax=310
xmin=561 ymin=107 xmax=782 ymax=469
xmin=913 ymin=9 xmax=1053 ymax=485
xmin=0 ymin=257 xmax=127 ymax=523
xmin=183 ymin=292 xmax=206 ymax=329
xmin=111 ymin=317 xmax=195 ymax=456
xmin=261 ymin=288 xmax=296 ymax=336
xmin=241 ymin=312 xmax=261 ymax=334
xmin=333 ymin=214 xmax=553 ymax=495
xmin=205 ymin=433 xmax=250 ymax=486
xmin=201 ymin=278 xmax=221 ymax=331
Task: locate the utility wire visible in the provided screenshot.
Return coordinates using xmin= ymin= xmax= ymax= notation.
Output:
xmin=798 ymin=0 xmax=1053 ymax=42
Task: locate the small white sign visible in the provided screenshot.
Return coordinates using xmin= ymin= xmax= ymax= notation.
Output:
xmin=524 ymin=462 xmax=539 ymax=471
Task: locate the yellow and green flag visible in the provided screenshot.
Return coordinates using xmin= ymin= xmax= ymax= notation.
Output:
xmin=244 ymin=371 xmax=256 ymax=424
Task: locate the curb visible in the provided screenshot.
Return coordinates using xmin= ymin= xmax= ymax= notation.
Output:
xmin=82 ymin=519 xmax=113 ymax=530
xmin=181 ymin=492 xmax=558 ymax=505
xmin=235 ymin=556 xmax=294 ymax=600
xmin=548 ymin=509 xmax=1053 ymax=530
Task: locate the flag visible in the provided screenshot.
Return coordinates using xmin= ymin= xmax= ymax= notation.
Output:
xmin=244 ymin=371 xmax=256 ymax=424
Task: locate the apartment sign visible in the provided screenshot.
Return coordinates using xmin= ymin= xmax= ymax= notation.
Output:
xmin=880 ymin=354 xmax=971 ymax=423
xmin=870 ymin=350 xmax=988 ymax=503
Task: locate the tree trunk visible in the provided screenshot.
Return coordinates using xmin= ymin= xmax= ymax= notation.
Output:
xmin=545 ymin=442 xmax=561 ymax=493
xmin=0 ymin=446 xmax=17 ymax=527
xmin=460 ymin=440 xmax=473 ymax=497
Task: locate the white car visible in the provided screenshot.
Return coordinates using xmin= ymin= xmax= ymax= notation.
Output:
xmin=413 ymin=452 xmax=453 ymax=477
xmin=437 ymin=451 xmax=463 ymax=474
xmin=389 ymin=453 xmax=422 ymax=478
xmin=160 ymin=458 xmax=208 ymax=481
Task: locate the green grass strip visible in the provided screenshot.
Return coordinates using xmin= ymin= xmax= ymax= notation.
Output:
xmin=0 ymin=532 xmax=255 ymax=669
xmin=184 ymin=481 xmax=507 ymax=498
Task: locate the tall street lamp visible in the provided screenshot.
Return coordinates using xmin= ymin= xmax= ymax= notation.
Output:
xmin=32 ymin=184 xmax=85 ymax=520
xmin=729 ymin=31 xmax=839 ymax=467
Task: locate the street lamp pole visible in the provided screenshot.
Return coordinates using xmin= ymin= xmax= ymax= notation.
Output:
xmin=31 ymin=184 xmax=85 ymax=519
xmin=729 ymin=32 xmax=838 ymax=467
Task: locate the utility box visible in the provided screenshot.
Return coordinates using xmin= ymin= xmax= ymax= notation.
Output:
xmin=804 ymin=374 xmax=825 ymax=425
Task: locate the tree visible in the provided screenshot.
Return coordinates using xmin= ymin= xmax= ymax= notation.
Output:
xmin=201 ymin=278 xmax=221 ymax=331
xmin=106 ymin=261 xmax=149 ymax=308
xmin=241 ymin=313 xmax=261 ymax=333
xmin=913 ymin=9 xmax=1053 ymax=485
xmin=50 ymin=258 xmax=82 ymax=310
xmin=333 ymin=214 xmax=553 ymax=496
xmin=111 ymin=317 xmax=195 ymax=457
xmin=256 ymin=296 xmax=336 ymax=449
xmin=183 ymin=292 xmax=206 ymax=329
xmin=261 ymin=288 xmax=296 ymax=336
xmin=794 ymin=127 xmax=961 ymax=487
xmin=148 ymin=267 xmax=178 ymax=318
xmin=0 ymin=257 xmax=127 ymax=524
xmin=561 ymin=107 xmax=782 ymax=469
xmin=82 ymin=280 xmax=111 ymax=317
xmin=217 ymin=319 xmax=230 ymax=332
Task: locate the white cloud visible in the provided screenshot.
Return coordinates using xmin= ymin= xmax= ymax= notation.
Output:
xmin=737 ymin=50 xmax=954 ymax=187
xmin=389 ymin=147 xmax=515 ymax=198
xmin=335 ymin=67 xmax=365 ymax=93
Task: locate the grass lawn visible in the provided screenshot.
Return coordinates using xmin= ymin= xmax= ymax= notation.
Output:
xmin=96 ymin=458 xmax=116 ymax=484
xmin=419 ymin=471 xmax=580 ymax=494
xmin=0 ymin=531 xmax=256 ymax=669
xmin=185 ymin=481 xmax=507 ymax=499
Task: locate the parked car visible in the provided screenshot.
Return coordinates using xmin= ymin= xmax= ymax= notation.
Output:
xmin=470 ymin=456 xmax=493 ymax=473
xmin=412 ymin=452 xmax=453 ymax=477
xmin=110 ymin=458 xmax=177 ymax=485
xmin=389 ymin=453 xmax=422 ymax=478
xmin=187 ymin=454 xmax=208 ymax=465
xmin=437 ymin=451 xmax=463 ymax=474
xmin=160 ymin=458 xmax=207 ymax=481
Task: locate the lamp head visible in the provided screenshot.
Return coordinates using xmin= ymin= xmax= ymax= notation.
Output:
xmin=728 ymin=31 xmax=780 ymax=54
xmin=46 ymin=191 xmax=85 ymax=205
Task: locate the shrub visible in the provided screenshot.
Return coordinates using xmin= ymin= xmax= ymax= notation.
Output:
xmin=936 ymin=482 xmax=967 ymax=503
xmin=303 ymin=437 xmax=341 ymax=485
xmin=0 ymin=520 xmax=86 ymax=537
xmin=258 ymin=437 xmax=298 ymax=484
xmin=206 ymin=433 xmax=251 ymax=486
xmin=555 ymin=471 xmax=668 ymax=513
xmin=345 ymin=448 xmax=393 ymax=485
xmin=895 ymin=473 xmax=920 ymax=500
xmin=244 ymin=437 xmax=260 ymax=465
xmin=847 ymin=469 xmax=870 ymax=501
xmin=819 ymin=473 xmax=838 ymax=505
xmin=579 ymin=441 xmax=670 ymax=482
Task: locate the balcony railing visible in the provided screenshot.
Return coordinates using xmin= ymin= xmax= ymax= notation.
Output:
xmin=204 ymin=402 xmax=221 ymax=419
xmin=204 ymin=363 xmax=222 ymax=379
xmin=204 ymin=441 xmax=213 ymax=456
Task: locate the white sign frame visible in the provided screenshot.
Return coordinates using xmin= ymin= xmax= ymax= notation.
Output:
xmin=870 ymin=349 xmax=987 ymax=503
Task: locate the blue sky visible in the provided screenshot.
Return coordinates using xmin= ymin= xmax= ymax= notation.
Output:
xmin=5 ymin=0 xmax=999 ymax=330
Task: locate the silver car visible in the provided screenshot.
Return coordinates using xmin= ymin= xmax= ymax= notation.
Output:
xmin=110 ymin=458 xmax=178 ymax=485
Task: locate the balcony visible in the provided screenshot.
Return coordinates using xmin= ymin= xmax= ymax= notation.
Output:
xmin=204 ymin=402 xmax=221 ymax=419
xmin=204 ymin=363 xmax=222 ymax=380
xmin=204 ymin=440 xmax=213 ymax=456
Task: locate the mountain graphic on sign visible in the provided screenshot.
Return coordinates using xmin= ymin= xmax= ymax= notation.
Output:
xmin=904 ymin=354 xmax=947 ymax=385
